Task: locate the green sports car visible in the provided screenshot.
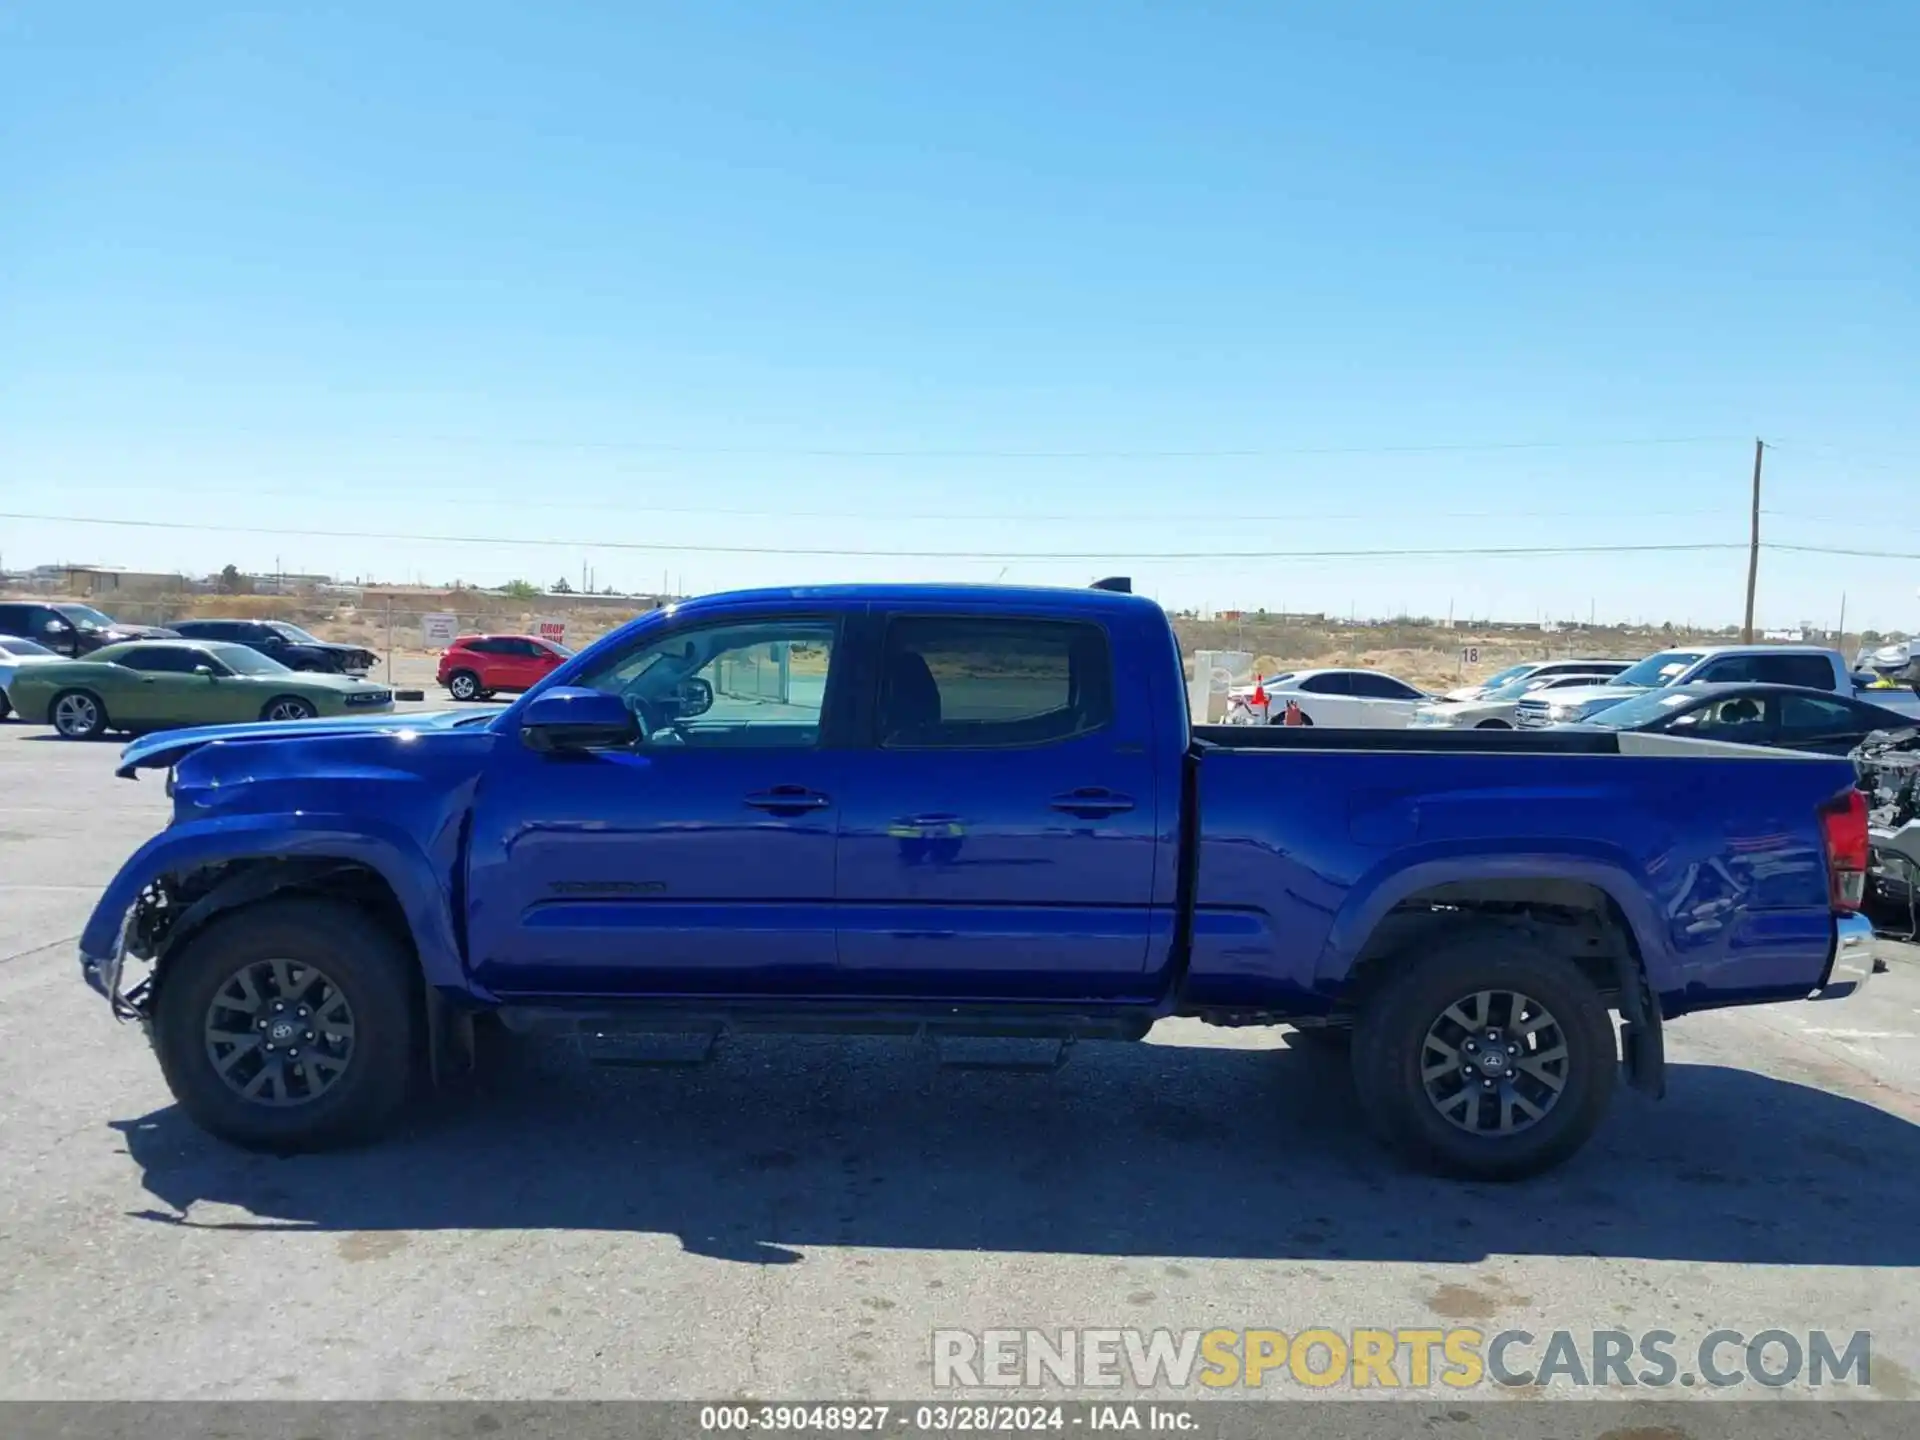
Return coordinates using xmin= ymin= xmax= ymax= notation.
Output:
xmin=10 ymin=640 xmax=395 ymax=739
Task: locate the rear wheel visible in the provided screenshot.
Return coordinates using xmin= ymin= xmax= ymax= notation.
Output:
xmin=1474 ymin=718 xmax=1513 ymax=729
xmin=447 ymin=670 xmax=482 ymax=701
xmin=50 ymin=688 xmax=109 ymax=739
xmin=262 ymin=696 xmax=318 ymax=722
xmin=1351 ymin=934 xmax=1616 ymax=1180
xmin=152 ymin=899 xmax=416 ymax=1151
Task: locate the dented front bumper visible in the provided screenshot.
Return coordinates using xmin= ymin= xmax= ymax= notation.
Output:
xmin=77 ymin=905 xmax=152 ymax=1022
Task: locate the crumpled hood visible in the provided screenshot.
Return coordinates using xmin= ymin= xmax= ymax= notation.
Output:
xmin=294 ymin=639 xmax=377 ymax=658
xmin=115 ymin=706 xmax=500 ymax=777
xmin=287 ymin=670 xmax=391 ymax=693
xmin=97 ymin=625 xmax=179 ymax=642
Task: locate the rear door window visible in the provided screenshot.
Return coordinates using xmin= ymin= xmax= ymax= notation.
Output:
xmin=875 ymin=616 xmax=1113 ymax=749
xmin=1349 ymin=673 xmax=1422 ymax=700
xmin=116 ymin=647 xmax=201 ymax=673
xmin=1299 ymin=672 xmax=1353 ymax=695
xmin=1747 ymin=654 xmax=1838 ymax=689
xmin=1778 ymin=695 xmax=1868 ymax=740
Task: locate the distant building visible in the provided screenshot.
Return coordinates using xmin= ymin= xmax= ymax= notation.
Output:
xmin=242 ymin=572 xmax=335 ymax=595
xmin=30 ymin=565 xmax=188 ymax=597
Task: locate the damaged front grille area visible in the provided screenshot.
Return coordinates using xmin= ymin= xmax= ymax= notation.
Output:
xmin=1856 ymin=726 xmax=1920 ymax=939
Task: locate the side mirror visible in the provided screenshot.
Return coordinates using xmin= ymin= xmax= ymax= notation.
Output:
xmin=44 ymin=619 xmax=70 ymax=635
xmin=520 ymin=686 xmax=638 ymax=753
xmin=673 ymin=677 xmax=714 ymax=719
xmin=193 ymin=665 xmax=217 ymax=680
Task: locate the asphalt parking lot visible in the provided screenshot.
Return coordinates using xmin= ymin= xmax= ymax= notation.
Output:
xmin=3 ymin=711 xmax=1919 ymax=1403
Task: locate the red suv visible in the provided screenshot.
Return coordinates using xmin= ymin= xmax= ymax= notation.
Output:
xmin=437 ymin=634 xmax=571 ymax=700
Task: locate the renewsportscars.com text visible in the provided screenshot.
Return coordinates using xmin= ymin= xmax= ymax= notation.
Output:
xmin=932 ymin=1327 xmax=1874 ymax=1391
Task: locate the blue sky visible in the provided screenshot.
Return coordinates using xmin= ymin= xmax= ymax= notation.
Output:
xmin=2 ymin=1 xmax=1914 ymax=626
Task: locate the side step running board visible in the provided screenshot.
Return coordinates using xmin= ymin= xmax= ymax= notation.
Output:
xmin=497 ymin=1002 xmax=1155 ymax=1069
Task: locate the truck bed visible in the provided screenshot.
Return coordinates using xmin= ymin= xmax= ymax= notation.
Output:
xmin=1185 ymin=727 xmax=1855 ymax=1019
xmin=1192 ymin=724 xmax=1621 ymax=753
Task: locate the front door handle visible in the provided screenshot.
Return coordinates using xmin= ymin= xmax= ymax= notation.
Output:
xmin=1049 ymin=788 xmax=1136 ymax=817
xmin=744 ymin=786 xmax=832 ymax=814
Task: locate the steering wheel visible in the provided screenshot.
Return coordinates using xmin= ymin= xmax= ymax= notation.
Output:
xmin=621 ymin=689 xmax=656 ymax=744
xmin=622 ymin=689 xmax=691 ymax=745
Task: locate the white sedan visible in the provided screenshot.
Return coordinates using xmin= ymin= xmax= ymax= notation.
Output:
xmin=1227 ymin=668 xmax=1431 ymax=728
xmin=0 ymin=634 xmax=65 ymax=722
xmin=1412 ymin=672 xmax=1625 ymax=730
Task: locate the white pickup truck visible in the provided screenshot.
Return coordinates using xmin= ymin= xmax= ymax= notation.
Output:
xmin=1514 ymin=644 xmax=1920 ymax=728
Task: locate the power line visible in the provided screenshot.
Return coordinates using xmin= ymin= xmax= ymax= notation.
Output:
xmin=84 ymin=429 xmax=1750 ymax=461
xmin=34 ymin=484 xmax=1759 ymax=525
xmin=1766 ymin=541 xmax=1920 ymax=561
xmin=0 ymin=509 xmax=1758 ymax=561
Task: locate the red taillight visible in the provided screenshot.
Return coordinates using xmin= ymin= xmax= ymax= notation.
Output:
xmin=1818 ymin=788 xmax=1869 ymax=912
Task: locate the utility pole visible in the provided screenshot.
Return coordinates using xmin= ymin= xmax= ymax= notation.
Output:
xmin=1741 ymin=438 xmax=1765 ymax=643
xmin=1837 ymin=592 xmax=1847 ymax=649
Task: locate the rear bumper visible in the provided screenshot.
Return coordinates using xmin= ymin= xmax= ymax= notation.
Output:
xmin=1812 ymin=913 xmax=1879 ymax=1000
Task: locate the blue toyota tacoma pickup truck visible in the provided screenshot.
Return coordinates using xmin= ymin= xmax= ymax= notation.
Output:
xmin=79 ymin=582 xmax=1880 ymax=1180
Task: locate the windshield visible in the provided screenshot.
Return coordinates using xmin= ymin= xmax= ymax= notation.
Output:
xmin=57 ymin=605 xmax=117 ymax=630
xmin=0 ymin=637 xmax=57 ymax=657
xmin=1478 ymin=664 xmax=1535 ymax=690
xmin=1580 ymin=689 xmax=1702 ymax=729
xmin=268 ymin=622 xmax=321 ymax=643
xmin=1485 ymin=673 xmax=1570 ymax=701
xmin=1610 ymin=651 xmax=1704 ymax=688
xmin=207 ymin=643 xmax=290 ymax=676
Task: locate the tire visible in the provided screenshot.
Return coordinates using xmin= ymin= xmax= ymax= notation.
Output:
xmin=1474 ymin=719 xmax=1513 ymax=730
xmin=447 ymin=670 xmax=482 ymax=701
xmin=261 ymin=695 xmax=318 ymax=722
xmin=50 ymin=688 xmax=109 ymax=739
xmin=151 ymin=898 xmax=417 ymax=1152
xmin=1350 ymin=933 xmax=1616 ymax=1181
xmin=1267 ymin=710 xmax=1316 ymax=727
xmin=0 ymin=691 xmax=11 ymax=721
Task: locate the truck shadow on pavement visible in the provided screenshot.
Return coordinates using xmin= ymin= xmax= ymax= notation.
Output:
xmin=112 ymin=1034 xmax=1920 ymax=1267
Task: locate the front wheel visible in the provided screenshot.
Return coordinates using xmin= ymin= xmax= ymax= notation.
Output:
xmin=1351 ymin=935 xmax=1616 ymax=1181
xmin=151 ymin=898 xmax=416 ymax=1151
xmin=1474 ymin=718 xmax=1513 ymax=730
xmin=50 ymin=688 xmax=109 ymax=739
xmin=262 ymin=696 xmax=318 ymax=722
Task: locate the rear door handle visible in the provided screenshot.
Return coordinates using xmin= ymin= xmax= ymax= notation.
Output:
xmin=744 ymin=786 xmax=832 ymax=814
xmin=1049 ymin=788 xmax=1136 ymax=817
